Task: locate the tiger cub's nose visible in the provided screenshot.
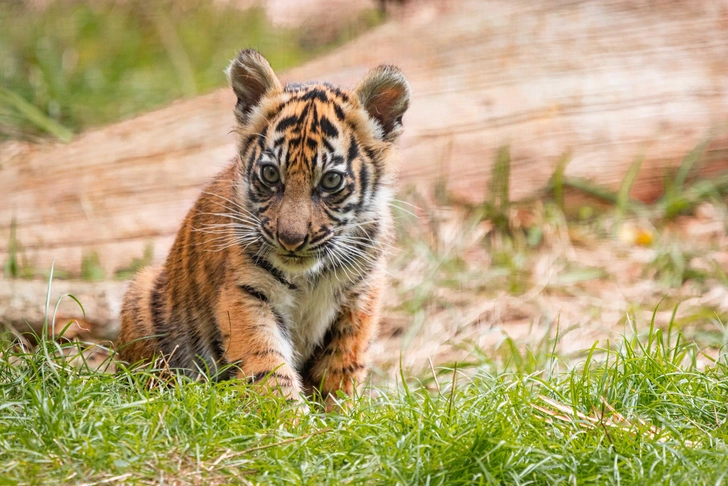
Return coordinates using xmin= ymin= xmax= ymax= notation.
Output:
xmin=277 ymin=231 xmax=307 ymax=252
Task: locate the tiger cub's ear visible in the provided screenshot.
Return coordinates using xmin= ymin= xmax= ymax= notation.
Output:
xmin=355 ymin=65 xmax=411 ymax=142
xmin=226 ymin=49 xmax=282 ymax=125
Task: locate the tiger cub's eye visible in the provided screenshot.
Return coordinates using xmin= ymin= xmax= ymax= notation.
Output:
xmin=260 ymin=164 xmax=280 ymax=185
xmin=320 ymin=172 xmax=344 ymax=192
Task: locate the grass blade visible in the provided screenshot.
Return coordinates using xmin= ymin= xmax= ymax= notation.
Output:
xmin=0 ymin=87 xmax=73 ymax=142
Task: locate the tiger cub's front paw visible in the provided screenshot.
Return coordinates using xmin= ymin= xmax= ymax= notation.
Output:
xmin=249 ymin=371 xmax=303 ymax=402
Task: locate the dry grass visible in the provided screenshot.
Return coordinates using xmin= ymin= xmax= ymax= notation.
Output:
xmin=376 ymin=190 xmax=728 ymax=378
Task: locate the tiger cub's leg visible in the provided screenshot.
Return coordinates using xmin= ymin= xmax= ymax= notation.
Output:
xmin=303 ymin=286 xmax=381 ymax=412
xmin=117 ymin=266 xmax=164 ymax=366
xmin=217 ymin=285 xmax=303 ymax=401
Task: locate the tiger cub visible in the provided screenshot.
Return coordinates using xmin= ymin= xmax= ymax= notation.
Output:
xmin=116 ymin=49 xmax=410 ymax=409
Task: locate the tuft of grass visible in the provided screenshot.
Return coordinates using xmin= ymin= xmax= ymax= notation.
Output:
xmin=114 ymin=243 xmax=155 ymax=280
xmin=615 ymin=154 xmax=643 ymax=223
xmin=3 ymin=216 xmax=19 ymax=279
xmin=1 ymin=302 xmax=727 ymax=484
xmin=548 ymin=150 xmax=572 ymax=212
xmin=483 ymin=145 xmax=512 ymax=233
xmin=80 ymin=251 xmax=106 ymax=282
xmin=660 ymin=139 xmax=711 ymax=217
xmin=2 ymin=217 xmax=35 ymax=280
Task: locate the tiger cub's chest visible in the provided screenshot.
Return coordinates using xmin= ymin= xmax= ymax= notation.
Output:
xmin=272 ymin=274 xmax=346 ymax=370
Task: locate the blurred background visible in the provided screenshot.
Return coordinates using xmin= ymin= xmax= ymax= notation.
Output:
xmin=1 ymin=0 xmax=727 ymax=377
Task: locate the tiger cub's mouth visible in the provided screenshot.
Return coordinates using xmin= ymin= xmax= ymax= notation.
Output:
xmin=272 ymin=251 xmax=320 ymax=273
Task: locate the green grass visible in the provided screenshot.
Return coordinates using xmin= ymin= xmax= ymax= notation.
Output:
xmin=553 ymin=139 xmax=728 ymax=224
xmin=0 ymin=0 xmax=381 ymax=141
xmin=1 ymin=306 xmax=727 ymax=484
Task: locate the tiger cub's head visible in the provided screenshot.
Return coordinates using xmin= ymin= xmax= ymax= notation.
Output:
xmin=226 ymin=49 xmax=410 ymax=275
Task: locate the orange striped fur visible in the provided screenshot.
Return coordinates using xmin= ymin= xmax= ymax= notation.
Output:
xmin=117 ymin=50 xmax=410 ymax=409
